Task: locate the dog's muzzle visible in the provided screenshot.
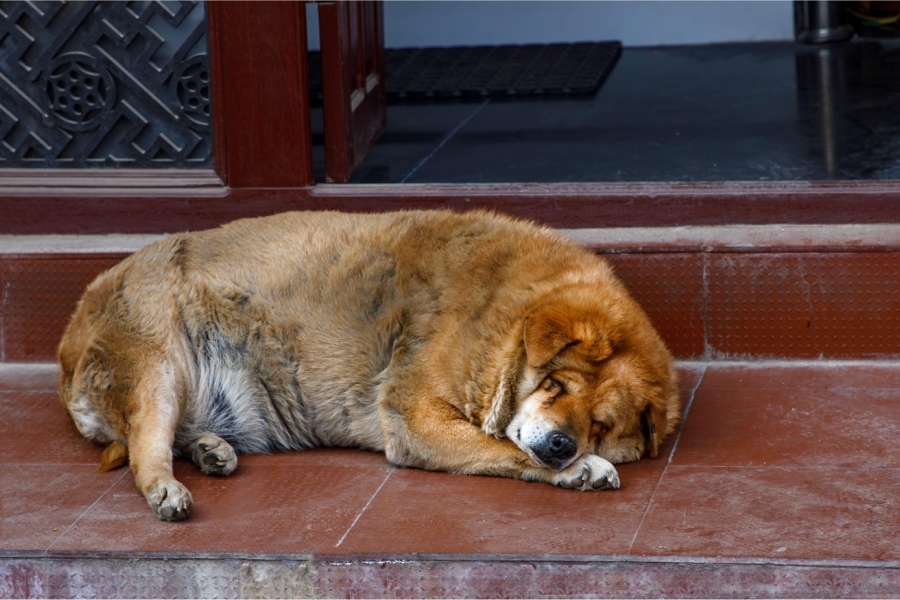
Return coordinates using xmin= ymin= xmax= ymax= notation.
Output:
xmin=531 ymin=430 xmax=577 ymax=470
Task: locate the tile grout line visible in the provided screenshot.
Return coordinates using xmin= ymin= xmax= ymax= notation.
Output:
xmin=701 ymin=251 xmax=711 ymax=361
xmin=399 ymin=99 xmax=491 ymax=184
xmin=626 ymin=365 xmax=706 ymax=555
xmin=44 ymin=468 xmax=131 ymax=553
xmin=334 ymin=465 xmax=395 ymax=548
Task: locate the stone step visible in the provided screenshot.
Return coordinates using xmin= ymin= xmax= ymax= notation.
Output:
xmin=4 ymin=360 xmax=900 ymax=598
xmin=4 ymin=553 xmax=899 ymax=598
xmin=2 ymin=224 xmax=899 ymax=362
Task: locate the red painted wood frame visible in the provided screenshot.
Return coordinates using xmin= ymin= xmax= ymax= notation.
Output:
xmin=4 ymin=180 xmax=900 ymax=234
xmin=2 ymin=1 xmax=900 ymax=234
xmin=207 ymin=1 xmax=314 ymax=188
xmin=319 ymin=1 xmax=387 ymax=183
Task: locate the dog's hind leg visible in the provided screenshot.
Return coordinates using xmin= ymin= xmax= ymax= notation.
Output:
xmin=183 ymin=433 xmax=238 ymax=476
xmin=127 ymin=362 xmax=193 ymax=521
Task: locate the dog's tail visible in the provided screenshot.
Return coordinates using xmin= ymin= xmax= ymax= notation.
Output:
xmin=97 ymin=441 xmax=129 ymax=472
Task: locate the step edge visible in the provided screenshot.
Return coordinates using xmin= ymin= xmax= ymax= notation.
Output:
xmin=564 ymin=224 xmax=900 ymax=252
xmin=3 ymin=224 xmax=900 ymax=256
xmin=0 ymin=234 xmax=167 ymax=255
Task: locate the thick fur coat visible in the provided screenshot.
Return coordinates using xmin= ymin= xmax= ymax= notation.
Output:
xmin=59 ymin=210 xmax=680 ymax=520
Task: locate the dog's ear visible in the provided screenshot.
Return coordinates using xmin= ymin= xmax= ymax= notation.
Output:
xmin=481 ymin=345 xmax=525 ymax=438
xmin=641 ymin=398 xmax=669 ymax=459
xmin=524 ymin=308 xmax=613 ymax=368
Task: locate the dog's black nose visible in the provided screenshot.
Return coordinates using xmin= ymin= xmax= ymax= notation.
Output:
xmin=547 ymin=431 xmax=577 ymax=459
xmin=533 ymin=430 xmax=577 ymax=469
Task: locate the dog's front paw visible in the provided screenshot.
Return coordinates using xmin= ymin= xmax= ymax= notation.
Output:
xmin=146 ymin=480 xmax=193 ymax=521
xmin=552 ymin=455 xmax=620 ymax=491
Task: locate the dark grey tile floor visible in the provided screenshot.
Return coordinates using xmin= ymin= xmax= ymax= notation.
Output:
xmin=313 ymin=40 xmax=900 ymax=184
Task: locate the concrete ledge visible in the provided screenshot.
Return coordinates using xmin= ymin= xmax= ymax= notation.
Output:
xmin=4 ymin=224 xmax=900 ymax=255
xmin=566 ymin=224 xmax=900 ymax=253
xmin=3 ymin=554 xmax=900 ymax=598
xmin=0 ymin=235 xmax=166 ymax=255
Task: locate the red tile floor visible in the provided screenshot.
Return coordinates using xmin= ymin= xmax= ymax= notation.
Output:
xmin=3 ymin=361 xmax=900 ymax=598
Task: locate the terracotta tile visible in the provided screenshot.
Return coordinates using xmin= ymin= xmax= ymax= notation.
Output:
xmin=237 ymin=447 xmax=391 ymax=469
xmin=0 ymin=464 xmax=125 ymax=551
xmin=673 ymin=367 xmax=900 ymax=468
xmin=2 ymin=257 xmax=121 ymax=362
xmin=655 ymin=427 xmax=683 ymax=464
xmin=631 ymin=466 xmax=900 ymax=561
xmin=51 ymin=459 xmax=394 ymax=554
xmin=675 ymin=364 xmax=705 ymax=397
xmin=0 ymin=363 xmax=59 ymax=392
xmin=335 ymin=462 xmax=664 ymax=556
xmin=0 ymin=391 xmax=105 ymax=466
xmin=699 ymin=362 xmax=900 ymax=390
xmin=707 ymin=252 xmax=900 ymax=359
xmin=604 ymin=253 xmax=705 ymax=359
xmin=646 ymin=364 xmax=705 ymax=462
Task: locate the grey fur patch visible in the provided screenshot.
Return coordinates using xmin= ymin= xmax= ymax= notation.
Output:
xmin=178 ymin=332 xmax=318 ymax=454
xmin=67 ymin=394 xmax=116 ymax=443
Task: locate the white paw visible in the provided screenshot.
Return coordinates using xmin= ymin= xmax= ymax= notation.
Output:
xmin=146 ymin=480 xmax=193 ymax=521
xmin=551 ymin=455 xmax=620 ymax=491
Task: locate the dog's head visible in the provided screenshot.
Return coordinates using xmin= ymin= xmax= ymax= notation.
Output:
xmin=497 ymin=285 xmax=680 ymax=471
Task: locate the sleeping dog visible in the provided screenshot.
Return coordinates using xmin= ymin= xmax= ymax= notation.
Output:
xmin=59 ymin=210 xmax=680 ymax=520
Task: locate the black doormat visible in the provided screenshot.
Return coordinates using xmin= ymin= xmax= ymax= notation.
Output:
xmin=309 ymin=41 xmax=621 ymax=104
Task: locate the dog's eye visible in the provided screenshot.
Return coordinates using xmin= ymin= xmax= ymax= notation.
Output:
xmin=591 ymin=421 xmax=610 ymax=439
xmin=542 ymin=378 xmax=564 ymax=396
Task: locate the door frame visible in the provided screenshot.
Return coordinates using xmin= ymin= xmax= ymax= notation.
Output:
xmin=208 ymin=0 xmax=315 ymax=188
xmin=2 ymin=2 xmax=900 ymax=233
xmin=319 ymin=1 xmax=387 ymax=183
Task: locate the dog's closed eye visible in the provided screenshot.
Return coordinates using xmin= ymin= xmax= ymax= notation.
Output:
xmin=590 ymin=420 xmax=610 ymax=440
xmin=542 ymin=378 xmax=564 ymax=397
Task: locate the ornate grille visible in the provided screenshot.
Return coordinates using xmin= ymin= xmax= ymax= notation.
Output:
xmin=0 ymin=1 xmax=212 ymax=168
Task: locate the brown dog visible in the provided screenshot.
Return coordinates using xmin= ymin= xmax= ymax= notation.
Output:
xmin=58 ymin=210 xmax=680 ymax=520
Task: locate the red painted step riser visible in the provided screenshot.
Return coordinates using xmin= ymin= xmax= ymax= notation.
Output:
xmin=2 ymin=250 xmax=898 ymax=362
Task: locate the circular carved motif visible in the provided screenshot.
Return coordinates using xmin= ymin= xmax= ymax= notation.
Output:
xmin=44 ymin=53 xmax=114 ymax=132
xmin=172 ymin=54 xmax=211 ymax=131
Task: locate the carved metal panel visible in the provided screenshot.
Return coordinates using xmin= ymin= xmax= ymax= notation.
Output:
xmin=0 ymin=1 xmax=212 ymax=168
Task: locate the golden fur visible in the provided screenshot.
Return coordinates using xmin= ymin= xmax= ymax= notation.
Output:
xmin=58 ymin=210 xmax=680 ymax=520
